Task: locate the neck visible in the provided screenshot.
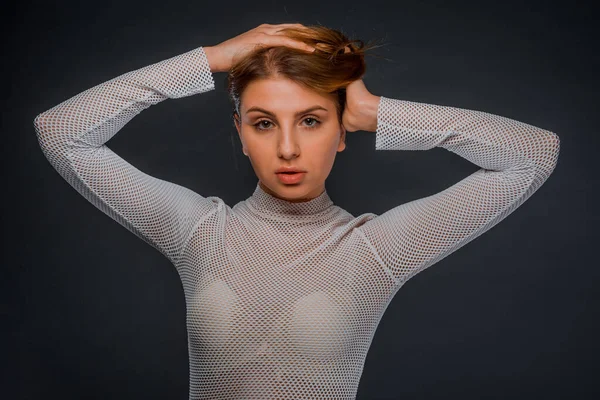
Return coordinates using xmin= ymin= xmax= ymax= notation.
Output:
xmin=245 ymin=181 xmax=333 ymax=217
xmin=259 ymin=181 xmax=325 ymax=203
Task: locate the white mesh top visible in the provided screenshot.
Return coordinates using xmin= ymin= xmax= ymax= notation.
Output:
xmin=33 ymin=45 xmax=560 ymax=399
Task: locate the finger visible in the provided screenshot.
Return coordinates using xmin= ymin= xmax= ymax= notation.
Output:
xmin=260 ymin=33 xmax=313 ymax=52
xmin=271 ymin=23 xmax=306 ymax=33
xmin=261 ymin=23 xmax=296 ymax=30
xmin=277 ymin=37 xmax=315 ymax=52
xmin=272 ymin=22 xmax=305 ymax=29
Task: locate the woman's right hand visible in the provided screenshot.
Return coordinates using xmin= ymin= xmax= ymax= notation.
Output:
xmin=203 ymin=23 xmax=315 ymax=73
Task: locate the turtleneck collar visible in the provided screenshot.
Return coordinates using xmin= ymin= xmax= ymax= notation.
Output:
xmin=245 ymin=182 xmax=334 ymax=217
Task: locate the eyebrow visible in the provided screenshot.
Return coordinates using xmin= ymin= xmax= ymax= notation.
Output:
xmin=245 ymin=105 xmax=329 ymax=118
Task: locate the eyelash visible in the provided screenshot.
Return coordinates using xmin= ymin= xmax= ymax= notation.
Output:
xmin=253 ymin=117 xmax=321 ymax=131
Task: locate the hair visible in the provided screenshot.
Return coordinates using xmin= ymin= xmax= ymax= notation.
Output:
xmin=226 ymin=24 xmax=386 ymax=126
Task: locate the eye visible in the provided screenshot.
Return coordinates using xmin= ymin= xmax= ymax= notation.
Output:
xmin=254 ymin=120 xmax=273 ymax=130
xmin=303 ymin=117 xmax=320 ymax=128
xmin=252 ymin=116 xmax=322 ymax=131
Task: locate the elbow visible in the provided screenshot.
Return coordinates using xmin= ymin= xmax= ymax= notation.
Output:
xmin=33 ymin=113 xmax=43 ymax=126
xmin=33 ymin=112 xmax=50 ymax=135
xmin=33 ymin=112 xmax=50 ymax=143
xmin=33 ymin=112 xmax=60 ymax=160
xmin=546 ymin=131 xmax=561 ymax=170
xmin=33 ymin=113 xmax=42 ymax=130
xmin=534 ymin=131 xmax=561 ymax=182
xmin=33 ymin=109 xmax=61 ymax=134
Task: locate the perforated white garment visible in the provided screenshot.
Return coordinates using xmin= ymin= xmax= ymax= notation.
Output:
xmin=33 ymin=45 xmax=560 ymax=399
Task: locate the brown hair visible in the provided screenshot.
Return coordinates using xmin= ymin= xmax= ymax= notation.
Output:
xmin=226 ymin=24 xmax=386 ymax=126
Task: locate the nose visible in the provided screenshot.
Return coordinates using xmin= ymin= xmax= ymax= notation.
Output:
xmin=277 ymin=128 xmax=300 ymax=160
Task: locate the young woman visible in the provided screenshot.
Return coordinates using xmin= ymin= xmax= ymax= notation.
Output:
xmin=34 ymin=23 xmax=560 ymax=399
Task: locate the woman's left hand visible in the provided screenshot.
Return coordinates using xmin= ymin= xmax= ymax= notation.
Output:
xmin=342 ymin=79 xmax=380 ymax=133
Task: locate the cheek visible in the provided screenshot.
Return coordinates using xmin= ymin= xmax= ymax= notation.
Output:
xmin=324 ymin=129 xmax=343 ymax=155
xmin=244 ymin=142 xmax=271 ymax=175
xmin=307 ymin=138 xmax=339 ymax=168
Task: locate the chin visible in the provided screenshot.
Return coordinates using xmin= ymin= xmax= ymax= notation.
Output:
xmin=262 ymin=179 xmax=311 ymax=200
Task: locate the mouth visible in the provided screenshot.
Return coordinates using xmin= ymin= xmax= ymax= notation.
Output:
xmin=276 ymin=171 xmax=306 ymax=184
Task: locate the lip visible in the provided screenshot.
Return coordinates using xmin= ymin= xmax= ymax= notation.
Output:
xmin=276 ymin=167 xmax=306 ymax=173
xmin=276 ymin=171 xmax=306 ymax=184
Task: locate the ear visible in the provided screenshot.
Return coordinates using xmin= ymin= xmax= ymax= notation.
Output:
xmin=337 ymin=123 xmax=347 ymax=152
xmin=234 ymin=113 xmax=248 ymax=156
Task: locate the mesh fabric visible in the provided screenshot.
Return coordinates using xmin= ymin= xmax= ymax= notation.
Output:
xmin=33 ymin=45 xmax=560 ymax=399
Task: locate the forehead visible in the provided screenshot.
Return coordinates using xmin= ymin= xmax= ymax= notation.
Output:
xmin=241 ymin=78 xmax=335 ymax=113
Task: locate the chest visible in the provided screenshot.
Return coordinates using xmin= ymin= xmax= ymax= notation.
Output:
xmin=178 ymin=213 xmax=397 ymax=365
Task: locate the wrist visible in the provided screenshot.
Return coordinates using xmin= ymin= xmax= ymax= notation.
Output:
xmin=203 ymin=46 xmax=225 ymax=73
xmin=362 ymin=95 xmax=380 ymax=132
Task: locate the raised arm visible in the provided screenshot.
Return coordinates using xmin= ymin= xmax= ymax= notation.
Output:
xmin=355 ymin=95 xmax=560 ymax=287
xmin=33 ymin=46 xmax=218 ymax=266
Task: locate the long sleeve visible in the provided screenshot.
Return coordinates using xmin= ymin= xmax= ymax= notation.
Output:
xmin=33 ymin=46 xmax=217 ymax=266
xmin=355 ymin=96 xmax=560 ymax=287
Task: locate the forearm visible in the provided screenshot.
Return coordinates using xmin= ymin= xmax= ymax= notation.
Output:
xmin=34 ymin=46 xmax=215 ymax=148
xmin=374 ymin=96 xmax=560 ymax=179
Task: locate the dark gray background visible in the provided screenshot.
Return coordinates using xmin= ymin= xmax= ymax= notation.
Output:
xmin=4 ymin=0 xmax=597 ymax=399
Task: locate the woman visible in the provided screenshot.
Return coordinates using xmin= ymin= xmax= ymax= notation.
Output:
xmin=34 ymin=23 xmax=560 ymax=399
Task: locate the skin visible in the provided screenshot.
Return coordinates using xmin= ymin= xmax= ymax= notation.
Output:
xmin=204 ymin=22 xmax=381 ymax=202
xmin=234 ymin=77 xmax=380 ymax=203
